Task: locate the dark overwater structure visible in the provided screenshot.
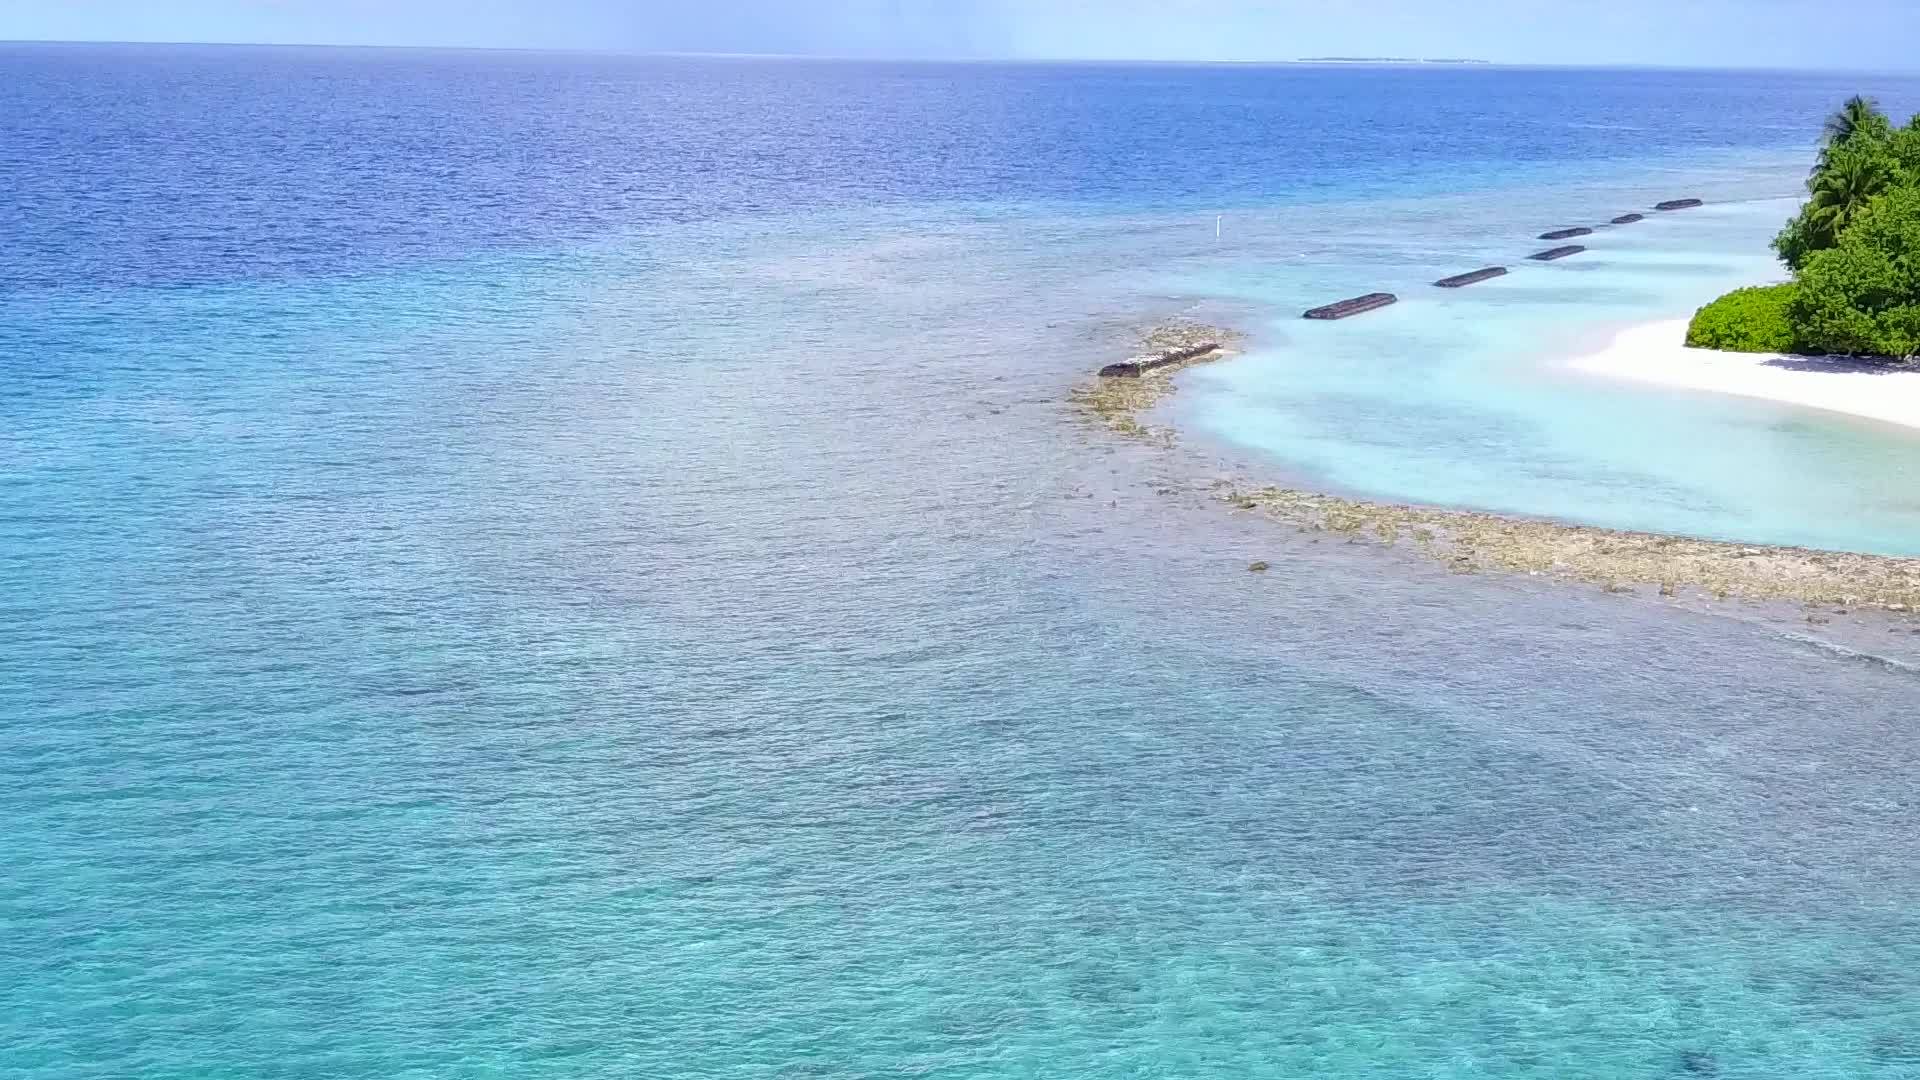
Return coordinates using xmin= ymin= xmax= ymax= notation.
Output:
xmin=1096 ymin=341 xmax=1221 ymax=378
xmin=1539 ymin=227 xmax=1593 ymax=241
xmin=1611 ymin=213 xmax=1645 ymax=225
xmin=1303 ymin=293 xmax=1398 ymax=320
xmin=1434 ymin=267 xmax=1509 ymax=288
xmin=1656 ymin=198 xmax=1704 ymax=211
xmin=1528 ymin=245 xmax=1586 ymax=261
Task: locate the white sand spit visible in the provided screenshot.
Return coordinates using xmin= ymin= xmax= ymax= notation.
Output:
xmin=1569 ymin=320 xmax=1920 ymax=433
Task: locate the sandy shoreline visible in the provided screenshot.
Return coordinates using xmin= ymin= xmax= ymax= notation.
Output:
xmin=1567 ymin=319 xmax=1920 ymax=432
xmin=1073 ymin=320 xmax=1920 ymax=613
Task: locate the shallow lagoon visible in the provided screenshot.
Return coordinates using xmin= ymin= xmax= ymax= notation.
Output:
xmin=4 ymin=47 xmax=1920 ymax=1078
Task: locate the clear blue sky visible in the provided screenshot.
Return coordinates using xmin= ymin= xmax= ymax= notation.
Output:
xmin=2 ymin=0 xmax=1914 ymax=69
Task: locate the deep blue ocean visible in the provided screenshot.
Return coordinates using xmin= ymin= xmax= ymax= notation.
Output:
xmin=5 ymin=43 xmax=1920 ymax=1078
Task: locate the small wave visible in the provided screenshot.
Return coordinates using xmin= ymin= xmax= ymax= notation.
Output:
xmin=1776 ymin=631 xmax=1920 ymax=676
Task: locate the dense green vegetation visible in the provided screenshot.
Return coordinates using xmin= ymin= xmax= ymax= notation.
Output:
xmin=1790 ymin=185 xmax=1920 ymax=357
xmin=1685 ymin=284 xmax=1799 ymax=352
xmin=1688 ymin=96 xmax=1920 ymax=360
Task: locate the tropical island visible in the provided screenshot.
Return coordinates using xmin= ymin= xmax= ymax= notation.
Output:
xmin=1069 ymin=98 xmax=1920 ymax=610
xmin=1296 ymin=57 xmax=1490 ymax=65
xmin=1569 ymin=97 xmax=1920 ymax=432
xmin=1688 ymin=96 xmax=1920 ymax=359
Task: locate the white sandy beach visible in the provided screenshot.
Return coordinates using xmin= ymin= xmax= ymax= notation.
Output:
xmin=1569 ymin=319 xmax=1920 ymax=433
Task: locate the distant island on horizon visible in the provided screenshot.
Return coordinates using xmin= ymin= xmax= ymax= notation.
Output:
xmin=1296 ymin=57 xmax=1492 ymax=65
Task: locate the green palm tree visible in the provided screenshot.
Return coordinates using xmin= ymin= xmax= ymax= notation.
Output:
xmin=1824 ymin=95 xmax=1884 ymax=149
xmin=1810 ymin=96 xmax=1889 ymax=180
xmin=1804 ymin=149 xmax=1891 ymax=249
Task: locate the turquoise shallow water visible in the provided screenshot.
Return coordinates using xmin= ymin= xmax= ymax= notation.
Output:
xmin=6 ymin=47 xmax=1920 ymax=1078
xmin=10 ymin=199 xmax=1920 ymax=1078
xmin=1161 ymin=162 xmax=1920 ymax=554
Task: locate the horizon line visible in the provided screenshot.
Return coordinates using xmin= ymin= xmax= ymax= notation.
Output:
xmin=0 ymin=38 xmax=1909 ymax=76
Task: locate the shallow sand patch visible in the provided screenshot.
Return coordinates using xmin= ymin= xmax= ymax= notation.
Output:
xmin=1224 ymin=485 xmax=1920 ymax=609
xmin=1069 ymin=321 xmax=1241 ymax=441
xmin=1074 ymin=322 xmax=1920 ymax=612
